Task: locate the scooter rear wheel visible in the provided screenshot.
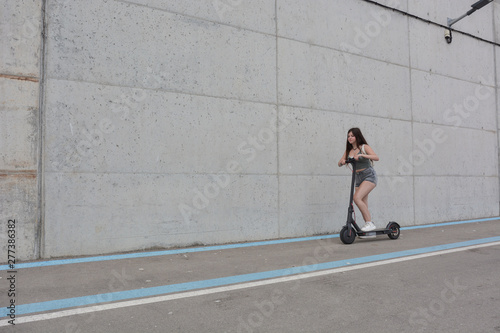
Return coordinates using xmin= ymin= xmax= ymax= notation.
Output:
xmin=340 ymin=226 xmax=356 ymax=244
xmin=387 ymin=222 xmax=400 ymax=239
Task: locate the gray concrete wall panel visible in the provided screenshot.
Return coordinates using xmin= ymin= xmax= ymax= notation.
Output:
xmin=0 ymin=175 xmax=38 ymax=260
xmin=0 ymin=0 xmax=42 ymax=76
xmin=278 ymin=38 xmax=411 ymax=119
xmin=412 ymin=123 xmax=498 ymax=176
xmin=278 ymin=175 xmax=345 ymax=238
xmin=414 ymin=176 xmax=499 ymax=224
xmin=46 ymin=0 xmax=276 ymax=103
xmin=410 ymin=20 xmax=494 ymax=83
xmin=278 ymin=0 xmax=410 ymax=66
xmin=44 ymin=172 xmax=279 ymax=257
xmin=44 ymin=79 xmax=278 ymax=174
xmin=0 ymin=78 xmax=39 ymax=170
xmin=411 ymin=70 xmax=496 ymax=131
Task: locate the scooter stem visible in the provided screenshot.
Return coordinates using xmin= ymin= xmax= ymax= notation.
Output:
xmin=346 ymin=158 xmax=357 ymax=232
xmin=348 ymin=159 xmax=356 ymax=210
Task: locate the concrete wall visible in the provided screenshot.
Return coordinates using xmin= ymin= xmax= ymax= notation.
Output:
xmin=1 ymin=0 xmax=43 ymax=261
xmin=2 ymin=0 xmax=499 ymax=260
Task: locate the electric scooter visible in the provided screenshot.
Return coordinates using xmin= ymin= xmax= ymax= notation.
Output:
xmin=339 ymin=157 xmax=400 ymax=244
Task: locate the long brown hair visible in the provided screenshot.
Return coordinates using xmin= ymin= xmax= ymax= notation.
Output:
xmin=344 ymin=127 xmax=368 ymax=159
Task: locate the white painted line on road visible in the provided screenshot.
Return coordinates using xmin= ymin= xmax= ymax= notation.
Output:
xmin=2 ymin=240 xmax=499 ymax=327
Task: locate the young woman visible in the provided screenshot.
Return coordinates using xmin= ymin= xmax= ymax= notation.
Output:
xmin=338 ymin=128 xmax=379 ymax=232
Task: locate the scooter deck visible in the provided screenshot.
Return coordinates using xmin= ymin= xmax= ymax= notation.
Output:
xmin=356 ymin=228 xmax=392 ymax=236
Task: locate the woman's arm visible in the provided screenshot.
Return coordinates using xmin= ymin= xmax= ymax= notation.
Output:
xmin=361 ymin=145 xmax=379 ymax=161
xmin=338 ymin=151 xmax=347 ymax=167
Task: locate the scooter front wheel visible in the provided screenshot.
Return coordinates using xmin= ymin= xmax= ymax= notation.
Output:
xmin=340 ymin=226 xmax=356 ymax=244
xmin=387 ymin=222 xmax=400 ymax=239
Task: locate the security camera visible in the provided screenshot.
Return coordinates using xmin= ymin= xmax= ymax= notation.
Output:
xmin=444 ymin=29 xmax=452 ymax=44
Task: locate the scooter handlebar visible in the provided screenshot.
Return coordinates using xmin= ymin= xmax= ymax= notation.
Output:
xmin=339 ymin=157 xmax=356 ymax=167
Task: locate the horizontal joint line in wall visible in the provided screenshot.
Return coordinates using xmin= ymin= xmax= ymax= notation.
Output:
xmin=115 ymin=0 xmax=274 ymax=38
xmin=46 ymin=76 xmax=279 ymax=108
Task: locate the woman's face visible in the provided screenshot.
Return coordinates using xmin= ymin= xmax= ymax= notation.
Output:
xmin=347 ymin=131 xmax=356 ymax=146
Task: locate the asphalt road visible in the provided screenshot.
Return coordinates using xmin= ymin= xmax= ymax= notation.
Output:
xmin=1 ymin=218 xmax=499 ymax=332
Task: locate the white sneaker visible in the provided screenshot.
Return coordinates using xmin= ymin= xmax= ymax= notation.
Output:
xmin=361 ymin=222 xmax=376 ymax=231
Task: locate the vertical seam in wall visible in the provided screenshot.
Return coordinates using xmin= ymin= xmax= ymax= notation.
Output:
xmin=496 ymin=44 xmax=499 ymax=214
xmin=493 ymin=4 xmax=500 ymax=214
xmin=37 ymin=0 xmax=47 ymax=259
xmin=405 ymin=6 xmax=416 ymax=226
xmin=275 ymin=0 xmax=280 ymax=238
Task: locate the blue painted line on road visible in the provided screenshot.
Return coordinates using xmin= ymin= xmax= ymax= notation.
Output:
xmin=2 ymin=235 xmax=500 ymax=318
xmin=1 ymin=217 xmax=498 ymax=270
xmin=401 ymin=217 xmax=500 ymax=230
xmin=0 ymin=235 xmax=340 ymax=270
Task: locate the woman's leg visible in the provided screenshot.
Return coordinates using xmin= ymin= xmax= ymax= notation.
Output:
xmin=353 ymin=181 xmax=376 ymax=222
xmin=362 ymin=195 xmax=369 ymax=217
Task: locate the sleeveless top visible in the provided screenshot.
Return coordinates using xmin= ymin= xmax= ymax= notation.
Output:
xmin=350 ymin=146 xmax=371 ymax=170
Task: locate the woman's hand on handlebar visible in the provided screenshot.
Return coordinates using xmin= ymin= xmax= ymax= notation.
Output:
xmin=338 ymin=159 xmax=346 ymax=167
